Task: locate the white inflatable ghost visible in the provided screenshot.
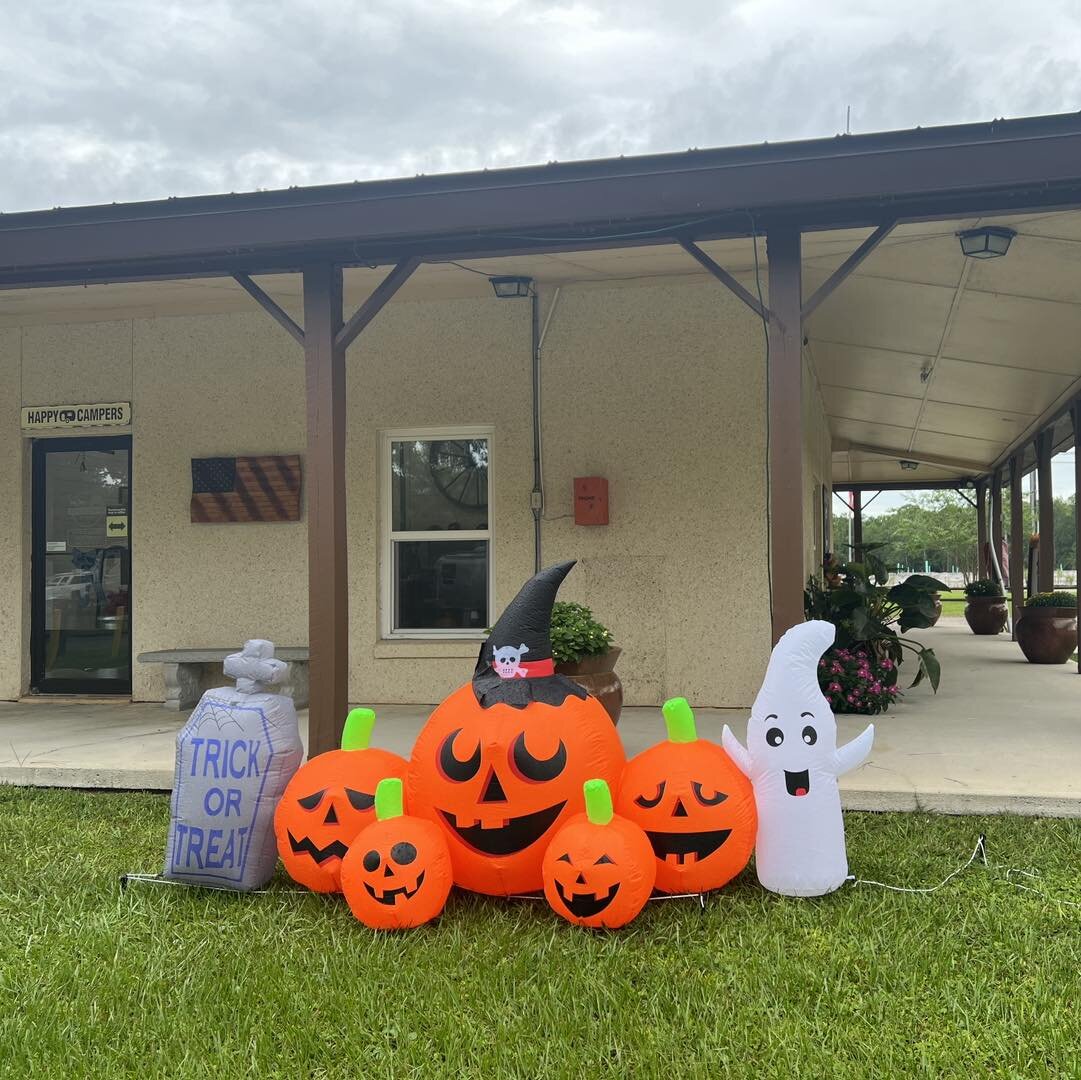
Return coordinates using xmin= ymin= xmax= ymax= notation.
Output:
xmin=722 ymin=621 xmax=874 ymax=897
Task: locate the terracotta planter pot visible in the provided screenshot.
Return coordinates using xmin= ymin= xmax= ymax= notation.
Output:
xmin=556 ymin=647 xmax=622 ymax=725
xmin=964 ymin=595 xmax=1008 ymax=635
xmin=927 ymin=593 xmax=943 ymax=627
xmin=1015 ymin=607 xmax=1078 ymax=664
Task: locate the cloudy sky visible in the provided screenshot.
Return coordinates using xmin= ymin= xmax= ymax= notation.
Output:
xmin=3 ymin=0 xmax=1081 ymax=213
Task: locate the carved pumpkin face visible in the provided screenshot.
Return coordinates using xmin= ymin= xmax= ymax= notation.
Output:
xmin=341 ymin=778 xmax=453 ymax=930
xmin=407 ymin=683 xmax=625 ymax=896
xmin=542 ymin=779 xmax=655 ymax=929
xmin=615 ymin=698 xmax=756 ymax=894
xmin=274 ymin=709 xmax=407 ymax=893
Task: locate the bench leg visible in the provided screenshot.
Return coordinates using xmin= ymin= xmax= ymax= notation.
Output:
xmin=163 ymin=663 xmax=201 ymax=711
xmin=283 ymin=662 xmax=310 ymax=710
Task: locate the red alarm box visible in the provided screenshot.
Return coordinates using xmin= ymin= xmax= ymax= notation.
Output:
xmin=574 ymin=477 xmax=609 ymax=526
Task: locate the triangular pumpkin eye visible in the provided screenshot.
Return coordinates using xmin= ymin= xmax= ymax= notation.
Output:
xmin=345 ymin=788 xmax=375 ymax=811
xmin=557 ymin=853 xmax=572 ymax=863
xmin=594 ymin=854 xmax=614 ymax=865
xmin=298 ymin=790 xmax=325 ymax=810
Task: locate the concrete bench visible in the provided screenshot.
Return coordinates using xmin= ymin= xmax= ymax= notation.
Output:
xmin=137 ymin=647 xmax=309 ymax=711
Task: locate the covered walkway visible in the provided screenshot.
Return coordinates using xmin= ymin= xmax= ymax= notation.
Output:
xmin=2 ymin=618 xmax=1076 ymax=815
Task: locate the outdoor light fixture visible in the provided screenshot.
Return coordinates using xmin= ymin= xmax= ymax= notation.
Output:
xmin=489 ymin=275 xmax=534 ymax=299
xmin=899 ymin=459 xmax=919 ymax=471
xmin=958 ymin=226 xmax=1015 ymax=259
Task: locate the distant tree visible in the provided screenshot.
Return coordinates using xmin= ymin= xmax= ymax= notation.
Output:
xmin=1053 ymin=494 xmax=1076 ymax=571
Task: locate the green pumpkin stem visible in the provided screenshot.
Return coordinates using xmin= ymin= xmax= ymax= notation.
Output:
xmin=340 ymin=708 xmax=376 ymax=751
xmin=375 ymin=777 xmax=404 ymax=822
xmin=662 ymin=697 xmax=698 ymax=743
xmin=583 ymin=779 xmax=614 ymax=826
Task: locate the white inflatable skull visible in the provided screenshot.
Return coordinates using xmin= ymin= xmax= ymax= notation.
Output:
xmin=492 ymin=643 xmax=529 ymax=678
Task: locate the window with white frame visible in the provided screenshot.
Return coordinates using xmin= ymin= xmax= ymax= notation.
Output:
xmin=383 ymin=429 xmax=491 ymax=635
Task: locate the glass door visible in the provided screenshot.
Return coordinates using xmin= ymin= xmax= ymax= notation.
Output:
xmin=31 ymin=436 xmax=132 ymax=694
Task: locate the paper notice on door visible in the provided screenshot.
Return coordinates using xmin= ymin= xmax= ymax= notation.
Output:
xmin=46 ymin=540 xmax=67 ymax=553
xmin=106 ymin=514 xmax=129 ymax=539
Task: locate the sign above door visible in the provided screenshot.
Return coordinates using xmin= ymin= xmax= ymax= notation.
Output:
xmin=21 ymin=402 xmax=131 ymax=431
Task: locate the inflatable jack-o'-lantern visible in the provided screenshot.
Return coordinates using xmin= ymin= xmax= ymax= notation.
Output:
xmin=341 ymin=778 xmax=453 ymax=930
xmin=407 ymin=562 xmax=626 ymax=896
xmin=274 ymin=708 xmax=408 ymax=893
xmin=542 ymin=779 xmax=655 ymax=929
xmin=616 ymin=697 xmax=756 ymax=894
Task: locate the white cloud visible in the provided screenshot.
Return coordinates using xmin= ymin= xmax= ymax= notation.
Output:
xmin=1 ymin=0 xmax=1079 ymax=211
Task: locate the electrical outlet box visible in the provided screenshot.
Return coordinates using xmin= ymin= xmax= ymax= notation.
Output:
xmin=573 ymin=476 xmax=609 ymax=526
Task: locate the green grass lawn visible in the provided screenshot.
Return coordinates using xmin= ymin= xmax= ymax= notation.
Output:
xmin=937 ymin=589 xmax=967 ymax=617
xmin=1 ymin=787 xmax=1079 ymax=1078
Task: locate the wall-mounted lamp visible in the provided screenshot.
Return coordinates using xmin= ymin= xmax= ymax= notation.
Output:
xmin=489 ymin=275 xmax=534 ymax=299
xmin=958 ymin=226 xmax=1015 ymax=260
xmin=899 ymin=459 xmax=919 ymax=471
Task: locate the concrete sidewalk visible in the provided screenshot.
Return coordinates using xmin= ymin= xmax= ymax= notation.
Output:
xmin=1 ymin=621 xmax=1078 ymax=816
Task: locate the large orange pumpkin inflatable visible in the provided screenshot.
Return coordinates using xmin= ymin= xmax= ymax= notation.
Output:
xmin=615 ymin=697 xmax=756 ymax=894
xmin=407 ymin=562 xmax=625 ymax=896
xmin=341 ymin=778 xmax=453 ymax=930
xmin=274 ymin=708 xmax=407 ymax=893
xmin=543 ymin=778 xmax=655 ymax=929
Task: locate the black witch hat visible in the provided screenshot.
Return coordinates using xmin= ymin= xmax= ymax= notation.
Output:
xmin=473 ymin=560 xmax=589 ymax=709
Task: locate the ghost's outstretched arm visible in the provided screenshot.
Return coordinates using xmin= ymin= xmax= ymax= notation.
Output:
xmin=833 ymin=723 xmax=874 ymax=776
xmin=721 ymin=724 xmax=753 ymax=777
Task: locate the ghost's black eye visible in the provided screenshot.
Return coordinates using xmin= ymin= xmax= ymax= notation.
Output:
xmin=391 ymin=842 xmax=417 ymax=865
xmin=345 ymin=788 xmax=375 ymax=811
xmin=691 ymin=782 xmax=728 ymax=806
xmin=512 ymin=732 xmax=567 ymax=782
xmin=298 ymin=790 xmax=325 ymax=810
xmin=766 ymin=728 xmax=784 ymax=747
xmin=595 ymin=854 xmax=614 ymax=865
xmin=362 ymin=850 xmax=380 ymax=872
xmin=802 ymin=726 xmax=817 ymax=746
xmin=634 ymin=781 xmax=666 ymax=809
xmin=439 ymin=728 xmax=482 ymax=782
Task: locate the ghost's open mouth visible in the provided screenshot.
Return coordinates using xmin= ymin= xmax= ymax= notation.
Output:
xmin=644 ymin=829 xmax=731 ymax=865
xmin=784 ymin=770 xmax=810 ymax=797
xmin=440 ymin=802 xmax=566 ymax=856
xmin=364 ymin=871 xmax=426 ymax=905
xmin=554 ymin=880 xmax=620 ymax=917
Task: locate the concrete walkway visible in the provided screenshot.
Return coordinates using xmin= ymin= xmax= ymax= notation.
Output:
xmin=1 ymin=620 xmax=1077 ymax=815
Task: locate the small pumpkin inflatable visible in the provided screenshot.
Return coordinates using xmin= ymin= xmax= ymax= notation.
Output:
xmin=407 ymin=562 xmax=626 ymax=896
xmin=274 ymin=708 xmax=407 ymax=893
xmin=542 ymin=778 xmax=655 ymax=929
xmin=616 ymin=697 xmax=756 ymax=894
xmin=341 ymin=778 xmax=453 ymax=930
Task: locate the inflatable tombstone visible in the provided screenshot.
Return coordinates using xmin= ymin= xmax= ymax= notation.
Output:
xmin=164 ymin=639 xmax=303 ymax=891
xmin=722 ymin=621 xmax=874 ymax=897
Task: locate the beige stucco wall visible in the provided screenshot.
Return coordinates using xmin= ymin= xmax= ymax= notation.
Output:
xmin=1 ymin=279 xmax=771 ymax=708
xmin=0 ymin=329 xmax=23 ymax=700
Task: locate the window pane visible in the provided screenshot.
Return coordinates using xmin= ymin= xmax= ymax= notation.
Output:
xmin=394 ymin=540 xmax=488 ymax=630
xmin=392 ymin=438 xmax=489 ymax=532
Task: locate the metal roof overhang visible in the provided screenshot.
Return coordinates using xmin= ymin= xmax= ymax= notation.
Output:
xmin=4 ymin=112 xmax=1081 ymax=288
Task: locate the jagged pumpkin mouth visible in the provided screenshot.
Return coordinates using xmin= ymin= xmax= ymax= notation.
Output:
xmin=288 ymin=832 xmax=350 ymax=864
xmin=439 ymin=802 xmax=566 ymax=856
xmin=554 ymin=880 xmax=620 ymax=917
xmin=363 ymin=871 xmax=426 ymax=905
xmin=644 ymin=828 xmax=731 ymax=866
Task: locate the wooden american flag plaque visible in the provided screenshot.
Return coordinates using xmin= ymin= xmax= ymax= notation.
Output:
xmin=190 ymin=455 xmax=302 ymax=523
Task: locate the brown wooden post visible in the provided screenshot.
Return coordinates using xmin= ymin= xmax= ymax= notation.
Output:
xmin=1036 ymin=429 xmax=1055 ymax=593
xmin=1008 ymin=454 xmax=1025 ymax=640
xmin=851 ymin=490 xmax=863 ymax=553
xmin=1073 ymin=397 xmax=1081 ymax=675
xmin=991 ymin=467 xmax=1004 ymax=587
xmin=303 ymin=263 xmax=348 ymax=756
xmin=766 ymin=224 xmax=804 ymax=643
xmin=975 ymin=478 xmax=988 ymax=578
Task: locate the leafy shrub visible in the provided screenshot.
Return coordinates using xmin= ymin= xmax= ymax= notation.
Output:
xmin=1025 ymin=591 xmax=1078 ymax=608
xmin=549 ymin=601 xmax=613 ymax=665
xmin=818 ymin=646 xmax=899 ymax=715
xmin=964 ymin=579 xmax=1004 ymax=597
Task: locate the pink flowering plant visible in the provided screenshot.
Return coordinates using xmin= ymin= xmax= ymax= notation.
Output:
xmin=805 ymin=544 xmax=946 ymax=714
xmin=818 ymin=646 xmax=899 ymax=715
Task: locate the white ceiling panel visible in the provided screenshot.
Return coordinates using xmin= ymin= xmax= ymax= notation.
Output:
xmin=911 ymin=429 xmax=1007 ymax=464
xmin=965 ymin=235 xmax=1081 ymax=305
xmin=811 ymin=341 xmax=930 ymax=398
xmin=918 ymin=400 xmax=1034 ymax=442
xmin=928 ymin=357 xmax=1074 ymax=415
xmin=830 ymin=417 xmax=914 ymax=453
xmin=822 ymin=385 xmax=924 ymax=427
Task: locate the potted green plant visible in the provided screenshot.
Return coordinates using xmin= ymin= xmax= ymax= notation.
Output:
xmin=550 ymin=601 xmax=622 ymax=724
xmin=1015 ymin=591 xmax=1078 ymax=664
xmin=963 ymin=579 xmax=1008 ymax=635
xmin=805 ymin=546 xmax=946 ymax=714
